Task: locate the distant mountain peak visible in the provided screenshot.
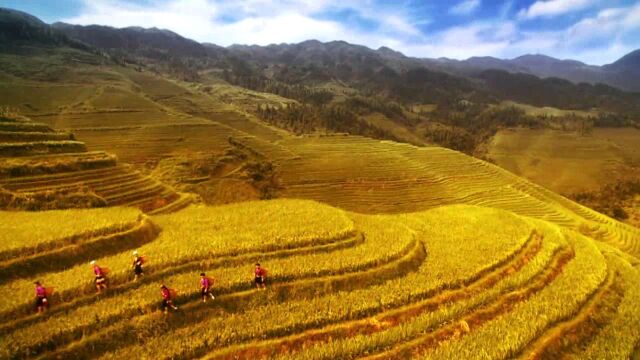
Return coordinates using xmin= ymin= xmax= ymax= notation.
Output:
xmin=514 ymin=54 xmax=556 ymax=61
xmin=0 ymin=7 xmax=46 ymax=26
xmin=606 ymin=49 xmax=640 ymax=73
xmin=512 ymin=54 xmax=586 ymax=66
xmin=377 ymin=46 xmax=405 ymax=58
xmin=51 ymin=21 xmax=207 ymax=58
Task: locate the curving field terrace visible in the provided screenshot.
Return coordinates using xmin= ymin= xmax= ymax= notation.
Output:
xmin=1 ymin=200 xmax=639 ymax=359
xmin=0 ymin=116 xmax=194 ymax=213
xmin=246 ymin=135 xmax=640 ymax=261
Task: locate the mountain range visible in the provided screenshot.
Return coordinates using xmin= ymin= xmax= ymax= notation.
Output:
xmin=428 ymin=51 xmax=640 ymax=92
xmin=2 ymin=7 xmax=638 ymax=93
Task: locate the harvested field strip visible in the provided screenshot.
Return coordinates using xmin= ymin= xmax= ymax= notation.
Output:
xmin=0 ymin=216 xmax=158 ymax=283
xmin=109 ymin=191 xmax=171 ymax=210
xmin=418 ymin=231 xmax=608 ymax=360
xmin=94 ymin=177 xmax=157 ymax=197
xmin=565 ymin=254 xmax=640 ymax=360
xmin=6 ymin=168 xmax=140 ymax=193
xmin=0 ymin=122 xmax=53 ymax=133
xmin=517 ymin=264 xmax=622 ymax=360
xmin=0 ymin=207 xmax=142 ymax=261
xmin=2 ymin=164 xmax=134 ymax=185
xmin=103 ymin=183 xmax=167 ymax=204
xmin=0 ymin=152 xmax=117 ymax=178
xmin=0 ymin=131 xmax=74 ymax=142
xmin=509 ymin=179 xmax=640 ymax=257
xmin=361 ymin=247 xmax=577 ymax=360
xmin=0 ymin=117 xmax=29 ymax=123
xmin=0 ymin=150 xmax=113 ymax=164
xmin=0 ymin=220 xmax=137 ymax=263
xmin=0 ymin=141 xmax=87 ymax=157
xmin=200 ymin=232 xmax=545 ymax=360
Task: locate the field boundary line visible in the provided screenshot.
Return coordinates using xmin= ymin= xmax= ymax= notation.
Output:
xmin=199 ymin=232 xmax=544 ymax=360
xmin=0 ymin=219 xmax=139 ymax=263
xmin=517 ymin=265 xmax=622 ymax=359
xmin=361 ymin=246 xmax=576 ymax=360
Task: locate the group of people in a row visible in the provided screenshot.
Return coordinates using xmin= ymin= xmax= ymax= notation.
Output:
xmin=33 ymin=251 xmax=269 ymax=315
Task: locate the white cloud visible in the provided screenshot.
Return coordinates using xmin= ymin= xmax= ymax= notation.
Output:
xmin=567 ymin=4 xmax=640 ymax=42
xmin=518 ymin=0 xmax=596 ymax=20
xmin=63 ymin=0 xmax=422 ymax=46
xmin=399 ymin=21 xmax=516 ymax=59
xmin=59 ymin=0 xmax=640 ymax=65
xmin=449 ymin=0 xmax=481 ymax=15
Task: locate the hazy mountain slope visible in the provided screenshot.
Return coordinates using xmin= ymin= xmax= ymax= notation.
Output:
xmin=51 ymin=22 xmax=210 ymax=59
xmin=605 ymin=49 xmax=640 ymax=74
xmin=0 ymin=8 xmax=88 ymax=50
xmin=478 ymin=70 xmax=640 ymax=113
xmin=432 ymin=52 xmax=640 ymax=92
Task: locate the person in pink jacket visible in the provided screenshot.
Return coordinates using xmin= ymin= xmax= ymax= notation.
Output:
xmin=91 ymin=260 xmax=108 ymax=293
xmin=200 ymin=272 xmax=215 ymax=302
xmin=160 ymin=284 xmax=178 ymax=314
xmin=34 ymin=281 xmax=49 ymax=314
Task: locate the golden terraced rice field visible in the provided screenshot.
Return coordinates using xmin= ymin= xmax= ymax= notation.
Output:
xmin=1 ymin=199 xmax=638 ymax=359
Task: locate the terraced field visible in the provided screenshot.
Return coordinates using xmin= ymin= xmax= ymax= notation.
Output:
xmin=2 ymin=200 xmax=638 ymax=359
xmin=0 ymin=115 xmax=194 ymax=213
xmin=71 ymin=123 xmax=237 ymax=166
xmin=487 ymin=127 xmax=640 ymax=194
xmin=247 ymin=135 xmax=640 ymax=261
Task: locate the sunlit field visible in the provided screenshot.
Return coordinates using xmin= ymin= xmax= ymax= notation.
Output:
xmin=1 ymin=200 xmax=639 ymax=359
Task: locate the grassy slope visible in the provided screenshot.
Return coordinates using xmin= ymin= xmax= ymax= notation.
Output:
xmin=499 ymin=100 xmax=598 ymax=118
xmin=486 ymin=128 xmax=636 ymax=193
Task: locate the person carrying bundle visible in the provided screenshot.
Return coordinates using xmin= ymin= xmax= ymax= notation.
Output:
xmin=90 ymin=260 xmax=108 ymax=293
xmin=200 ymin=272 xmax=215 ymax=302
xmin=254 ymin=263 xmax=267 ymax=290
xmin=160 ymin=284 xmax=178 ymax=314
xmin=132 ymin=251 xmax=145 ymax=281
xmin=34 ymin=281 xmax=50 ymax=314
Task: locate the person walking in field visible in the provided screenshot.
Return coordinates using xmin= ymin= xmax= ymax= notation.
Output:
xmin=34 ymin=281 xmax=50 ymax=314
xmin=132 ymin=251 xmax=145 ymax=281
xmin=254 ymin=263 xmax=267 ymax=290
xmin=160 ymin=284 xmax=178 ymax=314
xmin=91 ymin=260 xmax=108 ymax=293
xmin=200 ymin=272 xmax=215 ymax=302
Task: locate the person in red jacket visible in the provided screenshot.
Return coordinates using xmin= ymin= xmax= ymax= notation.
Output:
xmin=160 ymin=284 xmax=178 ymax=314
xmin=91 ymin=260 xmax=108 ymax=293
xmin=254 ymin=263 xmax=267 ymax=290
xmin=200 ymin=272 xmax=215 ymax=302
xmin=34 ymin=281 xmax=49 ymax=314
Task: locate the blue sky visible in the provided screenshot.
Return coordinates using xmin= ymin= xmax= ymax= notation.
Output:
xmin=2 ymin=0 xmax=639 ymax=64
